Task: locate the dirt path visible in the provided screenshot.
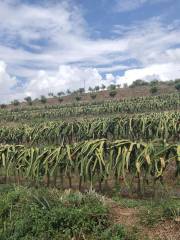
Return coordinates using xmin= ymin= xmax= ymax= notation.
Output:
xmin=106 ymin=198 xmax=180 ymax=240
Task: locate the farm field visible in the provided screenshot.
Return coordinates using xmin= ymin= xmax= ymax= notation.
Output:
xmin=0 ymin=92 xmax=180 ymax=240
xmin=1 ymin=0 xmax=180 ymax=239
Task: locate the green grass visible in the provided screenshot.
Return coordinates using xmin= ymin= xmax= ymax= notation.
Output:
xmin=112 ymin=196 xmax=151 ymax=208
xmin=112 ymin=193 xmax=180 ymax=227
xmin=139 ymin=198 xmax=180 ymax=227
xmin=0 ymin=185 xmax=138 ymax=240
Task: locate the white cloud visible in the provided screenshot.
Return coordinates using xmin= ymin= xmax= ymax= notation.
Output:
xmin=116 ymin=63 xmax=180 ymax=85
xmin=115 ymin=0 xmax=147 ymax=12
xmin=105 ymin=73 xmax=116 ymax=83
xmin=0 ymin=1 xmax=180 ymax=102
xmin=115 ymin=0 xmax=170 ymax=12
xmin=24 ymin=65 xmax=103 ymax=98
xmin=0 ymin=61 xmax=17 ymax=100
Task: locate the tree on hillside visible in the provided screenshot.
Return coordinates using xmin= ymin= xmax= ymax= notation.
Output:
xmin=130 ymin=79 xmax=149 ymax=88
xmin=88 ymin=87 xmax=93 ymax=92
xmin=78 ymin=88 xmax=85 ymax=94
xmin=150 ymin=86 xmax=158 ymax=95
xmin=0 ymin=104 xmax=7 ymax=109
xmin=12 ymin=99 xmax=19 ymax=106
xmin=108 ymin=84 xmax=116 ymax=91
xmin=150 ymin=80 xmax=159 ymax=86
xmin=75 ymin=95 xmax=81 ymax=101
xmin=101 ymin=84 xmax=106 ymax=90
xmin=58 ymin=97 xmax=64 ymax=103
xmin=24 ymin=96 xmax=32 ymax=105
xmin=40 ymin=95 xmax=47 ymax=104
xmin=48 ymin=92 xmax=54 ymax=97
xmin=175 ymin=82 xmax=180 ymax=91
xmin=109 ymin=90 xmax=117 ymax=98
xmin=66 ymin=89 xmax=71 ymax=95
xmin=94 ymin=86 xmax=100 ymax=91
xmin=90 ymin=93 xmax=97 ymax=100
xmin=57 ymin=91 xmax=64 ymax=97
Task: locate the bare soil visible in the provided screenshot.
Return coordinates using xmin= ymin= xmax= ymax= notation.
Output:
xmin=107 ymin=198 xmax=180 ymax=240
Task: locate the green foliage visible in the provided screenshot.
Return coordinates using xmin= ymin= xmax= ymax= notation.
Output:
xmin=108 ymin=84 xmax=116 ymax=91
xmin=113 ymin=196 xmax=150 ymax=209
xmin=57 ymin=91 xmax=64 ymax=97
xmin=101 ymin=84 xmax=106 ymax=90
xmin=75 ymin=95 xmax=81 ymax=101
xmin=88 ymin=86 xmax=93 ymax=92
xmin=11 ymin=99 xmax=20 ymax=106
xmin=0 ymin=93 xmax=179 ymax=122
xmin=24 ymin=96 xmax=32 ymax=105
xmin=109 ymin=90 xmax=117 ymax=97
xmin=66 ymin=89 xmax=71 ymax=95
xmin=130 ymin=79 xmax=149 ymax=88
xmin=78 ymin=88 xmax=85 ymax=94
xmin=0 ymin=104 xmax=7 ymax=109
xmin=150 ymin=86 xmax=158 ymax=94
xmin=150 ymin=80 xmax=159 ymax=86
xmin=0 ymin=140 xmax=179 ymax=192
xmin=90 ymin=93 xmax=97 ymax=99
xmin=0 ymin=111 xmax=179 ymax=145
xmin=0 ymin=186 xmax=143 ymax=240
xmin=161 ymin=199 xmax=180 ymax=220
xmin=139 ymin=198 xmax=180 ymax=227
xmin=48 ymin=92 xmax=54 ymax=97
xmin=58 ymin=97 xmax=63 ymax=103
xmin=175 ymin=82 xmax=180 ymax=91
xmin=40 ymin=95 xmax=47 ymax=104
xmin=101 ymin=224 xmax=140 ymax=240
xmin=0 ymin=187 xmax=109 ymax=240
xmin=94 ymin=86 xmax=100 ymax=91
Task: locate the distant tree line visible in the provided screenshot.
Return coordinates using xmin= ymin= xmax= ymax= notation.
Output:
xmin=1 ymin=78 xmax=180 ymax=108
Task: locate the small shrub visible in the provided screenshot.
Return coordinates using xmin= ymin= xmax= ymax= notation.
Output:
xmin=162 ymin=200 xmax=180 ymax=220
xmin=0 ymin=187 xmax=109 ymax=240
xmin=0 ymin=104 xmax=7 ymax=109
xmin=109 ymin=90 xmax=117 ymax=98
xmin=175 ymin=82 xmax=180 ymax=91
xmin=11 ymin=99 xmax=20 ymax=106
xmin=101 ymin=224 xmax=138 ymax=240
xmin=58 ymin=97 xmax=63 ymax=103
xmin=94 ymin=86 xmax=100 ymax=91
xmin=130 ymin=79 xmax=149 ymax=88
xmin=108 ymin=84 xmax=116 ymax=91
xmin=150 ymin=86 xmax=158 ymax=94
xmin=40 ymin=95 xmax=47 ymax=104
xmin=75 ymin=96 xmax=81 ymax=101
xmin=24 ymin=96 xmax=32 ymax=105
xmin=90 ymin=93 xmax=97 ymax=100
xmin=57 ymin=91 xmax=64 ymax=97
xmin=139 ymin=199 xmax=180 ymax=227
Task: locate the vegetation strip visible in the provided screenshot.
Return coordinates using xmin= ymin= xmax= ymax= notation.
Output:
xmin=0 ymin=139 xmax=179 ymax=193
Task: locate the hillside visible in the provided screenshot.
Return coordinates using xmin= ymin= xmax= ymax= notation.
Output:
xmin=0 ymin=83 xmax=179 ymax=240
xmin=3 ymin=82 xmax=178 ymax=110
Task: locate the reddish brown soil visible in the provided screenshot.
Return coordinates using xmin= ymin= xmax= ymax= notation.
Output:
xmin=7 ymin=84 xmax=177 ymax=109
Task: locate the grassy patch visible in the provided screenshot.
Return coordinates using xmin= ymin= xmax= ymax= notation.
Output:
xmin=112 ymin=195 xmax=151 ymax=208
xmin=139 ymin=198 xmax=180 ymax=227
xmin=0 ymin=186 xmax=138 ymax=240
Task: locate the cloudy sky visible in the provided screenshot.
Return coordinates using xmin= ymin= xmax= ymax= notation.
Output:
xmin=0 ymin=0 xmax=180 ymax=102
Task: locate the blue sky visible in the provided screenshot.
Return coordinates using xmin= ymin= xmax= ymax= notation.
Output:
xmin=0 ymin=0 xmax=180 ymax=102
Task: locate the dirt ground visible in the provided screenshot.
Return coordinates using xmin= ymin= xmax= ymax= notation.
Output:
xmin=107 ymin=198 xmax=180 ymax=240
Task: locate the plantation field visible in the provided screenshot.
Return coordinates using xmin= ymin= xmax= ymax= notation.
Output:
xmin=0 ymin=92 xmax=179 ymax=239
xmin=0 ymin=93 xmax=179 ymax=123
